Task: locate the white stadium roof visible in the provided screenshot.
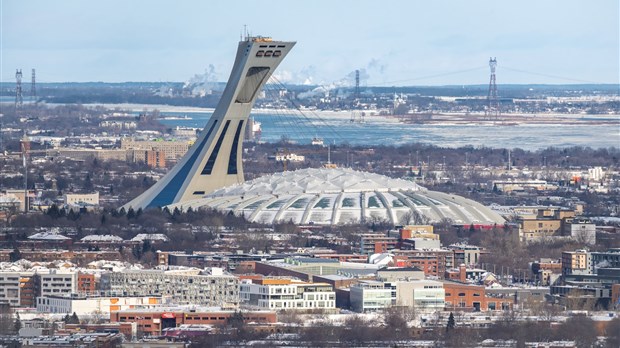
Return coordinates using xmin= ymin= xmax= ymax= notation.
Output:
xmin=168 ymin=168 xmax=505 ymax=226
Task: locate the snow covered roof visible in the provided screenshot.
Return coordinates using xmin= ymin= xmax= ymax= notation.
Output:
xmin=168 ymin=167 xmax=506 ymax=226
xmin=81 ymin=235 xmax=123 ymax=242
xmin=131 ymin=233 xmax=170 ymax=242
xmin=28 ymin=231 xmax=71 ymax=241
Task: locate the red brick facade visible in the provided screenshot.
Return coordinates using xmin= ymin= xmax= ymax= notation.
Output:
xmin=110 ymin=309 xmax=277 ymax=336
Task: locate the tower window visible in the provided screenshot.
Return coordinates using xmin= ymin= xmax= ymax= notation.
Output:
xmin=235 ymin=67 xmax=271 ymax=103
xmin=201 ymin=121 xmax=231 ymax=175
xmin=227 ymin=120 xmax=245 ymax=175
xmin=273 ymin=50 xmax=281 ymax=57
xmin=256 ymin=51 xmax=264 ymax=57
xmin=264 ymin=51 xmax=273 ymax=57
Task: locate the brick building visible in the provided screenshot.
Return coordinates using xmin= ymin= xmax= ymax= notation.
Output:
xmin=392 ymin=249 xmax=454 ymax=278
xmin=110 ymin=308 xmax=276 ymax=337
xmin=443 ymin=281 xmax=513 ymax=311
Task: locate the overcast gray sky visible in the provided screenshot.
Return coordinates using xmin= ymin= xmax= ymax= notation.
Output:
xmin=1 ymin=0 xmax=618 ymax=85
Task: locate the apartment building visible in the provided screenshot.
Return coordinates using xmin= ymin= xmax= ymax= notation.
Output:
xmin=240 ymin=278 xmax=335 ymax=311
xmin=39 ymin=272 xmax=78 ymax=298
xmin=120 ymin=138 xmax=190 ymax=160
xmin=359 ymin=234 xmax=398 ymax=255
xmin=561 ymin=250 xmax=592 ymax=276
xmin=591 ymin=248 xmax=620 ymax=266
xmin=0 ymin=272 xmax=22 ymax=306
xmin=448 ymin=244 xmax=484 ymax=267
xmin=392 ymin=249 xmax=455 ymax=278
xmin=100 ymin=269 xmax=239 ymax=307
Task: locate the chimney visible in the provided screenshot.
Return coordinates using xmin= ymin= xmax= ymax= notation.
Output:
xmin=400 ymin=227 xmax=412 ymax=240
xmin=459 ymin=264 xmax=467 ymax=283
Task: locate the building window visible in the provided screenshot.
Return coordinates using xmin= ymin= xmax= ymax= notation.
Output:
xmin=201 ymin=121 xmax=231 ymax=175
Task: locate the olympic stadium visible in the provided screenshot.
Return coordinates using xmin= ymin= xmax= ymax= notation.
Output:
xmin=123 ymin=36 xmax=505 ymax=227
xmin=167 ymin=167 xmax=505 ymax=226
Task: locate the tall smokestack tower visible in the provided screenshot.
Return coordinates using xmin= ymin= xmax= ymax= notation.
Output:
xmin=31 ymin=69 xmax=37 ymax=100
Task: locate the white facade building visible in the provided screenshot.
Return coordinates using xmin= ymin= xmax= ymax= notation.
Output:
xmin=64 ymin=192 xmax=99 ymax=206
xmin=274 ymin=153 xmax=305 ymax=162
xmin=350 ymin=280 xmax=396 ymax=312
xmin=39 ymin=272 xmax=78 ymax=298
xmin=0 ymin=272 xmax=22 ymax=306
xmin=565 ymin=217 xmax=596 ymax=245
xmin=394 ymin=280 xmax=445 ymax=310
xmin=36 ymin=296 xmax=162 ymax=315
xmin=240 ymin=279 xmax=335 ymax=311
xmin=350 ymin=279 xmax=445 ymax=312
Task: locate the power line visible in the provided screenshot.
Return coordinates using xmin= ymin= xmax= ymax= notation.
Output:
xmin=267 ymin=76 xmax=345 ymax=143
xmin=373 ymin=66 xmax=487 ymax=86
xmin=501 ymin=66 xmax=602 ymax=84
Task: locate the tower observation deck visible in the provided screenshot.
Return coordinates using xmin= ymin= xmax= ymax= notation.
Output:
xmin=123 ymin=37 xmax=295 ymax=210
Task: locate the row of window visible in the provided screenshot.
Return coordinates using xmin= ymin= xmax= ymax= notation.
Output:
xmin=259 ymin=44 xmax=286 ymax=48
xmin=445 ymin=292 xmax=481 ymax=297
xmin=256 ymin=50 xmax=282 ymax=58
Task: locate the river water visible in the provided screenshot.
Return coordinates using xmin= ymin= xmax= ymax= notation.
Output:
xmin=157 ymin=110 xmax=619 ymax=151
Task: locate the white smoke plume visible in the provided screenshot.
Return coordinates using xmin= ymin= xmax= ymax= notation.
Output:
xmin=183 ymin=65 xmax=222 ymax=97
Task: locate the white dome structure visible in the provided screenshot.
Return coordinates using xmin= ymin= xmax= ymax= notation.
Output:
xmin=167 ymin=167 xmax=505 ymax=226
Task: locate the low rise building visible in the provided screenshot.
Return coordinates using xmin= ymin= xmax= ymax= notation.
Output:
xmin=448 ymin=244 xmax=484 ymax=267
xmin=394 ymin=280 xmax=445 ymax=310
xmin=518 ymin=218 xmax=562 ymax=242
xmin=360 ymin=233 xmax=398 ymax=255
xmin=64 ymin=192 xmax=99 ymax=206
xmin=39 ymin=271 xmax=78 ymax=298
xmin=563 ymin=217 xmax=596 ymax=245
xmin=273 ymin=153 xmax=305 ymax=162
xmin=36 ymin=295 xmax=162 ymax=315
xmin=401 ymin=237 xmax=440 ymax=250
xmin=350 ymin=279 xmax=444 ymax=312
xmin=562 ymin=250 xmax=592 ymax=276
xmin=120 ymin=138 xmax=190 ymax=160
xmin=443 ymin=281 xmax=513 ymax=311
xmin=240 ymin=278 xmax=335 ymax=311
xmin=0 ymin=272 xmax=22 ymax=306
xmin=350 ymin=280 xmax=395 ymax=312
xmin=110 ymin=307 xmax=276 ymax=337
xmin=392 ymin=249 xmax=454 ymax=278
